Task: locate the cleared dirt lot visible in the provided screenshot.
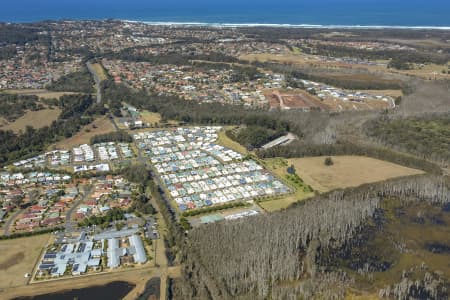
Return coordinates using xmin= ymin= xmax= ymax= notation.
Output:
xmin=289 ymin=156 xmax=424 ymax=192
xmin=0 ymin=109 xmax=61 ymax=133
xmin=266 ymin=90 xmax=329 ymax=111
xmin=0 ymin=234 xmax=50 ymax=290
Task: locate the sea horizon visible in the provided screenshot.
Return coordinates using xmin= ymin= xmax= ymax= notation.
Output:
xmin=2 ymin=0 xmax=450 ymax=27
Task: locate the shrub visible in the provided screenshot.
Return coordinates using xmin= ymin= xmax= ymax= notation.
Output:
xmin=324 ymin=157 xmax=334 ymax=166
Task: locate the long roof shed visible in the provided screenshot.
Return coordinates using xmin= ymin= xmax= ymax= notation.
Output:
xmin=129 ymin=235 xmax=147 ymax=264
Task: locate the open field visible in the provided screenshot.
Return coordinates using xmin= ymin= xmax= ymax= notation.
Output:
xmin=392 ymin=63 xmax=450 ymax=80
xmin=382 ymin=38 xmax=450 ymax=49
xmin=2 ymin=89 xmax=76 ymax=99
xmin=317 ymin=72 xmax=403 ymax=86
xmin=241 ymin=52 xmax=449 ymax=80
xmin=90 ymin=63 xmax=108 ymax=82
xmin=0 ymin=109 xmax=61 ymax=133
xmin=240 ymin=53 xmax=313 ymax=65
xmin=140 ymin=110 xmax=162 ymax=124
xmin=240 ymin=52 xmax=387 ymax=72
xmin=258 ymin=194 xmax=308 ymax=212
xmin=288 ymin=156 xmax=424 ymax=193
xmin=261 ymin=157 xmax=315 ymax=211
xmin=359 ymin=89 xmax=403 ymax=98
xmin=0 ymin=234 xmax=50 ymax=290
xmin=51 ymin=116 xmax=116 ymax=149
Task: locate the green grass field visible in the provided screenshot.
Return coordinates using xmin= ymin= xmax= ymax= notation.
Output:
xmin=258 ymin=158 xmax=315 ymax=211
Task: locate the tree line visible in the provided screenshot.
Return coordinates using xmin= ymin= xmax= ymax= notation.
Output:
xmin=365 ymin=113 xmax=450 ymax=166
xmin=298 ymin=43 xmax=449 ymax=66
xmin=0 ymin=93 xmax=44 ymax=122
xmin=0 ymin=23 xmax=42 ymax=45
xmin=120 ymin=162 xmax=184 ymax=264
xmin=104 ymin=46 xmax=238 ymax=66
xmin=90 ymin=131 xmax=132 ymax=144
xmin=227 ymin=125 xmax=286 ymax=149
xmin=46 ymin=67 xmax=95 ymax=93
xmin=101 ymin=80 xmax=292 ymax=132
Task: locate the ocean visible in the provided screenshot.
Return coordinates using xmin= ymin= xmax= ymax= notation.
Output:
xmin=1 ymin=0 xmax=450 ymax=27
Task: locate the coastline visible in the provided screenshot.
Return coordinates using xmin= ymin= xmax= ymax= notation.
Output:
xmin=2 ymin=18 xmax=450 ymax=30
xmin=3 ymin=18 xmax=450 ymax=30
xmin=128 ymin=20 xmax=450 ymax=30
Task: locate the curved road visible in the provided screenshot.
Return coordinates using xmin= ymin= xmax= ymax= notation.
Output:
xmin=3 ymin=208 xmax=23 ymax=236
xmin=65 ymin=185 xmax=93 ymax=232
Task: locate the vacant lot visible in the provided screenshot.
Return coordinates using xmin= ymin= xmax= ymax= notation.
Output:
xmin=258 ymin=195 xmax=307 ymax=212
xmin=90 ymin=63 xmax=108 ymax=82
xmin=140 ymin=111 xmax=162 ymax=124
xmin=0 ymin=234 xmax=50 ymax=289
xmin=289 ymin=156 xmax=424 ymax=192
xmin=52 ymin=116 xmax=116 ymax=149
xmin=267 ymin=90 xmax=329 ymax=111
xmin=3 ymin=89 xmax=75 ymax=99
xmin=0 ymin=108 xmax=61 ymax=133
xmin=261 ymin=158 xmax=315 ymax=211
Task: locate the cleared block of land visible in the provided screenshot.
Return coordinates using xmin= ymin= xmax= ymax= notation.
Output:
xmin=52 ymin=117 xmax=116 ymax=149
xmin=258 ymin=196 xmax=306 ymax=212
xmin=290 ymin=156 xmax=424 ymax=192
xmin=0 ymin=234 xmax=50 ymax=289
xmin=90 ymin=63 xmax=108 ymax=82
xmin=2 ymin=89 xmax=76 ymax=99
xmin=261 ymin=158 xmax=315 ymax=211
xmin=0 ymin=109 xmax=61 ymax=133
xmin=266 ymin=90 xmax=329 ymax=111
xmin=140 ymin=111 xmax=162 ymax=124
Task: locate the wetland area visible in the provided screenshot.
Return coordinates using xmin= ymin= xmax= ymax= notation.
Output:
xmin=320 ymin=197 xmax=450 ymax=298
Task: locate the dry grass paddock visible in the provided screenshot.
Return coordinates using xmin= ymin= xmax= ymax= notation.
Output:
xmin=0 ymin=234 xmax=50 ymax=290
xmin=0 ymin=109 xmax=61 ymax=133
xmin=51 ymin=116 xmax=116 ymax=150
xmin=289 ymin=156 xmax=424 ymax=192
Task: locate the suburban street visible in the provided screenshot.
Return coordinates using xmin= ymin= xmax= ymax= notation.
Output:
xmin=3 ymin=208 xmax=23 ymax=236
xmin=64 ymin=185 xmax=94 ymax=233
